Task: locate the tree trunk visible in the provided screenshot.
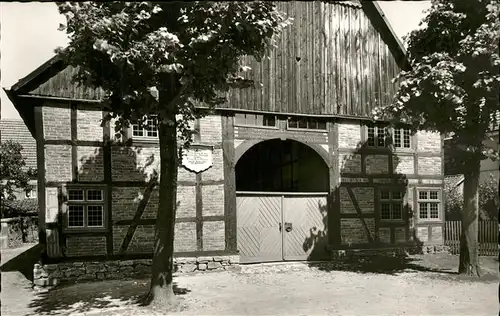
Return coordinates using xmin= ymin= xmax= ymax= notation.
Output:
xmin=146 ymin=88 xmax=179 ymax=308
xmin=458 ymin=156 xmax=481 ymax=276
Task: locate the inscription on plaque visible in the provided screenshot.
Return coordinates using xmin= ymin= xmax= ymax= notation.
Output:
xmin=181 ymin=146 xmax=213 ymax=173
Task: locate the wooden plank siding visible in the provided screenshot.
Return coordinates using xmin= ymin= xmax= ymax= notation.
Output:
xmin=22 ymin=2 xmax=400 ymax=120
xmin=218 ymin=2 xmax=400 ymax=117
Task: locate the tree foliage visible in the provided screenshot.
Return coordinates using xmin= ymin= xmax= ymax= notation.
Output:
xmin=445 ymin=174 xmax=499 ymax=221
xmin=373 ymin=0 xmax=499 ymax=277
xmin=0 ymin=140 xmax=36 ymax=202
xmin=373 ymin=0 xmax=499 ymax=161
xmin=57 ymin=1 xmax=291 ymax=143
xmin=56 ymin=1 xmax=291 ymax=307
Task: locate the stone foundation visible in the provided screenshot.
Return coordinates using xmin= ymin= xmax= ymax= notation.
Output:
xmin=33 ymin=255 xmax=240 ymax=287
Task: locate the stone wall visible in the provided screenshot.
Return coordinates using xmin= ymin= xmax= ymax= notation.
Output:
xmin=33 ymin=255 xmax=240 ymax=286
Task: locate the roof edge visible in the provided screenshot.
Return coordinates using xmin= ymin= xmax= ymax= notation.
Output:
xmin=10 ymin=53 xmax=63 ymax=93
xmin=4 ymin=88 xmax=37 ymax=138
xmin=360 ymin=2 xmax=410 ymax=71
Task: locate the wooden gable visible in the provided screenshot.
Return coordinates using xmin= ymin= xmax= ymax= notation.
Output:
xmin=7 ymin=1 xmax=407 ymax=137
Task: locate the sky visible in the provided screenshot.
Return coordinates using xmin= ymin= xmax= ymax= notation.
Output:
xmin=0 ymin=1 xmax=431 ymax=120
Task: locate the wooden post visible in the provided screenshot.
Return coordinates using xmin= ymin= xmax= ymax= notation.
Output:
xmin=222 ymin=115 xmax=237 ymax=252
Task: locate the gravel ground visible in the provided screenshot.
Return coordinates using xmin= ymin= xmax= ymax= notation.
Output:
xmin=1 ymin=248 xmax=498 ymax=316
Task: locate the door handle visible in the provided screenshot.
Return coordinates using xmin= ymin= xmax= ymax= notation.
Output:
xmin=284 ymin=222 xmax=293 ymax=232
xmin=279 ymin=222 xmax=282 ymax=232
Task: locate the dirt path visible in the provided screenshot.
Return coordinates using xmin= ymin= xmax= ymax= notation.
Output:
xmin=1 ymin=251 xmax=498 ymax=316
xmin=1 ymin=244 xmax=40 ymax=316
xmin=171 ymin=269 xmax=498 ymax=316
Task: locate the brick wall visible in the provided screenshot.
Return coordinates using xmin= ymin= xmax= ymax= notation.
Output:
xmin=199 ymin=149 xmax=224 ymax=181
xmin=430 ymin=226 xmax=443 ymax=243
xmin=174 ymin=222 xmax=197 ymax=252
xmin=393 ymin=155 xmax=414 ymax=175
xmin=417 ymin=157 xmax=442 ymax=175
xmin=378 ymin=227 xmax=407 ymax=244
xmin=340 ymin=218 xmax=375 ymax=244
xmin=43 ymin=106 xmax=71 ymax=140
xmin=203 ymin=221 xmax=225 ymax=251
xmin=416 ymin=227 xmax=428 ymax=242
xmin=339 ymin=154 xmax=362 ymax=173
xmin=176 ymin=186 xmax=196 ymax=218
xmin=77 ymin=109 xmax=103 ymax=142
xmin=365 ymin=155 xmax=389 ymax=174
xmin=111 ymin=146 xmax=160 ymax=182
xmin=202 ymin=185 xmax=225 ymax=216
xmin=112 ymin=225 xmax=155 ymax=254
xmin=395 ymin=227 xmax=406 ymax=243
xmin=199 ymin=115 xmax=222 ymax=143
xmin=77 ymin=146 xmax=104 ymax=182
xmin=126 ymin=225 xmax=155 ymax=253
xmin=378 ymin=227 xmax=391 ymax=243
xmin=339 ymin=187 xmax=374 ymax=213
xmin=338 ymin=122 xmax=361 ymax=148
xmin=65 ymin=236 xmax=107 ymax=257
xmin=179 ymin=166 xmax=196 ymax=182
xmin=45 ymin=145 xmax=72 ymax=182
xmin=417 ymin=131 xmax=441 ymax=153
xmin=111 ymin=187 xmax=159 ymax=221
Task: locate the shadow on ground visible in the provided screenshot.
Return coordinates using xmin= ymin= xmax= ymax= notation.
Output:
xmin=1 ymin=243 xmax=43 ymax=281
xmin=25 ymin=279 xmax=190 ymax=316
xmin=308 ymin=253 xmax=456 ymax=275
xmin=307 ymin=252 xmax=499 ymax=282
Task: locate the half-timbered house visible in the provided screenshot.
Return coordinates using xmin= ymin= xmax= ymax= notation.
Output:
xmin=6 ymin=1 xmax=445 ymax=285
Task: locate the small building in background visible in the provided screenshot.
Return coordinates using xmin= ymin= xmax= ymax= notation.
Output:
xmin=0 ymin=119 xmax=38 ymax=204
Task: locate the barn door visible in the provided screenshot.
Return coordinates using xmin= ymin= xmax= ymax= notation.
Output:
xmin=236 ymin=195 xmax=283 ymax=263
xmin=282 ymin=195 xmax=328 ymax=261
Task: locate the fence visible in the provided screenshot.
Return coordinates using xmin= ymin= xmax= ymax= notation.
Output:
xmin=444 ymin=221 xmax=498 ymax=256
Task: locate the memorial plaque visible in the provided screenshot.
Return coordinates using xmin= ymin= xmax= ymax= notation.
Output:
xmin=181 ymin=146 xmax=213 ymax=173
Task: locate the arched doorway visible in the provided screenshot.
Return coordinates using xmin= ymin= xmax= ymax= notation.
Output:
xmin=235 ymin=139 xmax=329 ymax=263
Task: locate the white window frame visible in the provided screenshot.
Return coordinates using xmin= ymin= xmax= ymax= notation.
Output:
xmin=393 ymin=127 xmax=412 ymax=149
xmin=379 ymin=189 xmax=404 ymax=221
xmin=65 ymin=186 xmax=106 ymax=231
xmin=366 ymin=125 xmax=414 ymax=150
xmin=417 ymin=188 xmax=442 ymax=221
xmin=366 ymin=125 xmax=388 ymax=148
xmin=131 ymin=117 xmax=158 ymax=139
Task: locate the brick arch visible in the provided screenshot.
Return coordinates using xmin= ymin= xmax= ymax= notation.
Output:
xmin=234 ymin=138 xmax=331 ymax=169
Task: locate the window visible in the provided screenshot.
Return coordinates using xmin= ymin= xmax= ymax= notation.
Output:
xmin=67 ymin=188 xmax=105 ymax=229
xmin=417 ymin=189 xmax=441 ymax=220
xmin=132 ymin=117 xmax=158 ymax=138
xmin=393 ymin=128 xmax=411 ymax=148
xmin=367 ymin=125 xmax=387 ymax=147
xmin=287 ymin=117 xmax=327 ymax=130
xmin=379 ymin=190 xmax=404 ymax=220
xmin=234 ymin=113 xmax=276 ymax=127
